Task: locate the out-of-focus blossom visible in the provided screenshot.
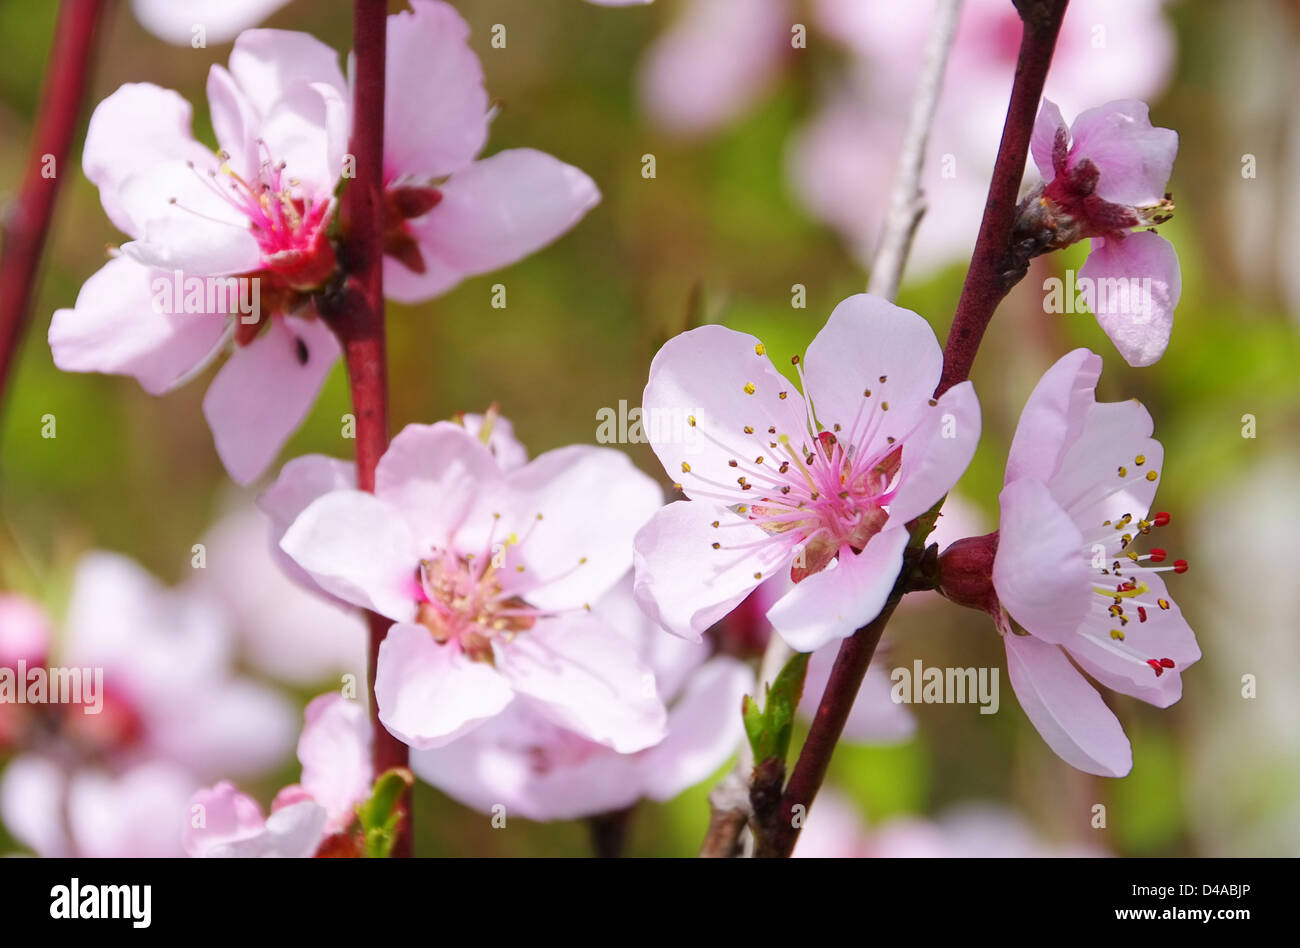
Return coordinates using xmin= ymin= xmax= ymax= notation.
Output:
xmin=633 ymin=293 xmax=980 ymax=652
xmin=638 ymin=0 xmax=790 ymax=137
xmin=192 ymin=506 xmax=366 ymax=686
xmin=410 ymin=577 xmax=752 ymax=821
xmin=279 ymin=422 xmax=667 ymax=752
xmin=185 ymin=693 xmax=371 ymax=857
xmin=132 ymin=0 xmax=293 ymax=46
xmin=794 ymin=787 xmax=1104 ymax=857
xmin=791 ymin=0 xmax=1175 ymax=277
xmin=943 ymin=349 xmax=1200 ymax=777
xmin=1024 ymin=99 xmax=1180 ymax=366
xmin=0 ymin=554 xmax=295 ymax=856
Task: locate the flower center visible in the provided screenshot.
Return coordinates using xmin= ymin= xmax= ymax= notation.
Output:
xmin=683 ymin=355 xmax=909 ymax=584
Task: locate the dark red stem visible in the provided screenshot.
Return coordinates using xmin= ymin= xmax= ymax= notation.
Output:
xmin=761 ymin=0 xmax=1070 ymax=859
xmin=936 ymin=0 xmax=1070 ymax=396
xmin=0 ymin=0 xmax=107 ymax=405
xmin=335 ymin=0 xmax=411 ymax=858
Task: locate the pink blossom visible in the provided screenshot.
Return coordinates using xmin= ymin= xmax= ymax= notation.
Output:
xmin=633 ymin=293 xmax=980 ymax=652
xmin=278 ymin=422 xmax=667 ymax=751
xmin=990 ymin=349 xmax=1200 ymax=777
xmin=51 ymin=3 xmax=598 ymax=484
xmin=793 ymin=787 xmax=1104 ymax=858
xmin=410 ymin=577 xmax=752 ymax=822
xmin=792 ymin=0 xmax=1175 ymax=277
xmin=184 ymin=693 xmax=371 ymax=857
xmin=50 ymin=28 xmax=350 ymax=483
xmin=1028 ymin=99 xmax=1180 ymax=366
xmin=638 ymin=0 xmax=790 ymax=137
xmin=0 ymin=554 xmax=295 ymax=856
xmin=132 ymin=0 xmax=294 ymax=45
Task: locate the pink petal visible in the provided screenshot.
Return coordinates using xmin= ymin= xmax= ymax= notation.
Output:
xmin=152 ymin=679 xmax=297 ymax=782
xmin=279 ymin=490 xmax=421 ymax=621
xmin=227 ymin=28 xmax=346 ymax=118
xmin=633 ymin=501 xmax=787 ymax=641
xmin=1068 ymin=99 xmax=1178 ymax=207
xmin=394 ymin=149 xmax=599 ymax=303
xmin=383 ymin=0 xmax=489 ymax=180
xmin=641 ymin=656 xmax=753 ymax=800
xmin=82 ymin=83 xmax=213 ymax=236
xmin=765 ymin=526 xmax=909 ymax=652
xmin=1048 ymin=397 xmax=1162 ymax=528
xmin=1004 ymin=348 xmax=1102 ymax=485
xmin=500 ymin=445 xmax=664 ymax=612
xmin=496 ymin=614 xmax=667 ymax=753
xmin=1030 ymin=98 xmax=1067 ymax=183
xmin=1003 ymin=633 xmax=1132 ymax=777
xmin=49 ymin=257 xmax=229 ymax=396
xmin=887 ymin=380 xmax=981 ymax=524
xmin=256 ymin=454 xmax=360 ymax=608
xmin=374 ymin=421 xmax=504 ymax=551
xmin=0 ymin=755 xmax=70 ymax=856
xmin=202 ymin=314 xmax=340 ymax=485
xmin=131 ymin=0 xmax=293 ymax=46
xmin=297 ymin=693 xmax=372 ymax=832
xmin=0 ymin=594 xmax=52 ymax=666
xmin=640 ymin=323 xmax=810 ymax=504
xmin=374 ymin=622 xmax=515 ymax=749
xmin=200 ymin=799 xmax=327 ymax=858
xmin=182 ymin=780 xmax=266 ymax=857
xmin=206 ymin=65 xmax=260 ymax=184
xmin=117 ymin=160 xmax=262 ymax=275
xmin=257 ymin=80 xmax=349 ymax=198
xmin=993 ymin=478 xmax=1091 ymax=645
xmin=1079 ymin=232 xmax=1180 ymax=368
xmin=68 ymin=762 xmax=195 ymax=858
xmin=459 ymin=411 xmax=529 ymax=471
xmin=802 ymin=294 xmax=945 ymax=459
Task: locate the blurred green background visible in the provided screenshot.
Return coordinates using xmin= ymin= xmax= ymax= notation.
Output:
xmin=1 ymin=0 xmax=1298 ymax=856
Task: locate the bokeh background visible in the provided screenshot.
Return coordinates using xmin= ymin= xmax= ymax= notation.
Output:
xmin=1 ymin=0 xmax=1297 ymax=856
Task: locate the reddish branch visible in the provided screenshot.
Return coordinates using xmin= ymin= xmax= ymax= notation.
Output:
xmin=0 ymin=0 xmax=107 ymax=405
xmin=936 ymin=0 xmax=1070 ymax=397
xmin=333 ymin=0 xmax=411 ymax=858
xmin=758 ymin=0 xmax=1071 ymax=860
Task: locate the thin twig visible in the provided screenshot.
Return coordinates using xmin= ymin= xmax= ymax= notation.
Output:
xmin=867 ymin=0 xmax=962 ymax=300
xmin=0 ymin=0 xmax=108 ymax=406
xmin=332 ymin=0 xmax=412 ymax=858
xmin=937 ymin=0 xmax=1070 ymax=396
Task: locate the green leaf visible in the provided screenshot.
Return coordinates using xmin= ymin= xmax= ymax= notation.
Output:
xmin=356 ymin=767 xmax=414 ymax=858
xmin=742 ymin=651 xmax=811 ymax=766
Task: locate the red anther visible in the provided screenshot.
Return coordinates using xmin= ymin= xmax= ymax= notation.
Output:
xmin=1152 ymin=512 xmax=1171 ymax=527
xmin=1147 ymin=658 xmax=1165 ymax=677
xmin=1118 ymin=581 xmax=1136 ymax=592
xmin=1137 ymin=606 xmax=1148 ymax=623
xmin=1148 ymin=548 xmax=1167 ymax=562
xmin=1173 ymin=560 xmax=1188 ymax=574
xmin=1159 ymin=657 xmax=1176 ymax=668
